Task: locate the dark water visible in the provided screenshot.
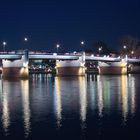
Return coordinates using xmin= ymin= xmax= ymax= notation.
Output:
xmin=0 ymin=74 xmax=140 ymax=140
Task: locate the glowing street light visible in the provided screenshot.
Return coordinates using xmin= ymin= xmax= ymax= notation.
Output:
xmin=81 ymin=41 xmax=85 ymax=45
xmin=2 ymin=41 xmax=7 ymax=52
xmin=123 ymin=45 xmax=127 ymax=56
xmin=123 ymin=45 xmax=127 ymax=49
xmin=80 ymin=41 xmax=85 ymax=53
xmin=24 ymin=37 xmax=28 ymax=50
xmin=98 ymin=47 xmax=102 ymax=54
xmin=24 ymin=37 xmax=28 ymax=42
xmin=56 ymin=44 xmax=60 ymax=53
xmin=131 ymin=50 xmax=134 ymax=56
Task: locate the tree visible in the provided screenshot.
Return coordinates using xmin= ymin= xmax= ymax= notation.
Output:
xmin=93 ymin=41 xmax=113 ymax=55
xmin=85 ymin=49 xmax=94 ymax=54
xmin=119 ymin=35 xmax=139 ymax=56
xmin=135 ymin=42 xmax=140 ymax=57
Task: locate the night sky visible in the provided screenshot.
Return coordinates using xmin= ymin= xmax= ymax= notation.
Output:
xmin=0 ymin=0 xmax=140 ymax=52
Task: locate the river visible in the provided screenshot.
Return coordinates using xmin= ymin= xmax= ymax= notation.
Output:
xmin=0 ymin=74 xmax=140 ymax=139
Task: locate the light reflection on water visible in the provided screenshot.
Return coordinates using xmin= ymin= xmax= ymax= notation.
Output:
xmin=0 ymin=80 xmax=10 ymax=135
xmin=120 ymin=75 xmax=128 ymax=124
xmin=87 ymin=75 xmax=136 ymax=120
xmin=0 ymin=74 xmax=139 ymax=139
xmin=79 ymin=76 xmax=87 ymax=129
xmin=54 ymin=77 xmax=62 ymax=129
xmin=21 ymin=80 xmax=31 ymax=137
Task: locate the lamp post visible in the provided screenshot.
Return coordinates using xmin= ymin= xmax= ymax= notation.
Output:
xmin=2 ymin=41 xmax=7 ymax=52
xmin=24 ymin=37 xmax=28 ymax=50
xmin=24 ymin=37 xmax=28 ymax=42
xmin=123 ymin=45 xmax=127 ymax=54
xmin=80 ymin=41 xmax=85 ymax=53
xmin=131 ymin=50 xmax=134 ymax=57
xmin=123 ymin=45 xmax=126 ymax=49
xmin=56 ymin=44 xmax=60 ymax=53
xmin=131 ymin=50 xmax=134 ymax=54
xmin=98 ymin=47 xmax=102 ymax=55
xmin=123 ymin=45 xmax=128 ymax=62
xmin=81 ymin=41 xmax=84 ymax=46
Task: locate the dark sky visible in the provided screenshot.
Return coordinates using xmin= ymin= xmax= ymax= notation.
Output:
xmin=0 ymin=0 xmax=140 ymax=52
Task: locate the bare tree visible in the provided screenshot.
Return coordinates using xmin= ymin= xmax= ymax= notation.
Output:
xmin=119 ymin=35 xmax=139 ymax=56
xmin=93 ymin=41 xmax=113 ymax=55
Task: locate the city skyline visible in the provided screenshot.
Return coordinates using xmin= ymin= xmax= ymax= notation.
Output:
xmin=0 ymin=0 xmax=140 ymax=52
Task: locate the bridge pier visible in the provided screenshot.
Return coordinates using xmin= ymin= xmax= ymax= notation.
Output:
xmin=128 ymin=64 xmax=140 ymax=73
xmin=2 ymin=50 xmax=29 ymax=79
xmin=56 ymin=53 xmax=86 ymax=76
xmin=98 ymin=60 xmax=128 ymax=75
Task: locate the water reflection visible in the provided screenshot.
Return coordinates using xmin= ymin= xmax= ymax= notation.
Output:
xmin=0 ymin=74 xmax=138 ymax=139
xmin=21 ymin=80 xmax=31 ymax=138
xmin=88 ymin=74 xmax=136 ymax=122
xmin=0 ymin=80 xmax=10 ymax=135
xmin=0 ymin=78 xmax=31 ymax=137
xmin=54 ymin=77 xmax=62 ymax=129
xmin=119 ymin=75 xmax=136 ymax=124
xmin=120 ymin=75 xmax=128 ymax=123
xmin=95 ymin=75 xmax=113 ymax=118
xmin=128 ymin=75 xmax=136 ymax=116
xmin=97 ymin=75 xmax=104 ymax=117
xmin=79 ymin=76 xmax=87 ymax=129
xmin=53 ymin=74 xmax=136 ymax=130
xmin=54 ymin=76 xmax=88 ymax=131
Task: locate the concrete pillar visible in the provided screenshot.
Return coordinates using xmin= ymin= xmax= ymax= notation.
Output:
xmin=56 ymin=53 xmax=86 ymax=76
xmin=2 ymin=50 xmax=29 ymax=79
xmin=98 ymin=60 xmax=127 ymax=75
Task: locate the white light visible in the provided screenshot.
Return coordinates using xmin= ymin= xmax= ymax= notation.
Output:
xmin=123 ymin=45 xmax=127 ymax=49
xmin=3 ymin=42 xmax=7 ymax=46
xmin=98 ymin=47 xmax=102 ymax=51
xmin=24 ymin=37 xmax=28 ymax=42
xmin=56 ymin=44 xmax=60 ymax=48
xmin=131 ymin=51 xmax=134 ymax=54
xmin=23 ymin=62 xmax=28 ymax=68
xmin=81 ymin=41 xmax=84 ymax=45
xmin=2 ymin=41 xmax=7 ymax=52
xmin=53 ymin=53 xmax=57 ymax=56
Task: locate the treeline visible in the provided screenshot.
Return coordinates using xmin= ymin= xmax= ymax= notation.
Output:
xmin=85 ymin=35 xmax=140 ymax=57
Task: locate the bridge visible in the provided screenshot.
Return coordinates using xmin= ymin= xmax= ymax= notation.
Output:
xmin=0 ymin=50 xmax=140 ymax=78
xmin=0 ymin=52 xmax=139 ymax=62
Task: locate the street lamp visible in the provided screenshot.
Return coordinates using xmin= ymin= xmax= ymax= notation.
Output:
xmin=81 ymin=41 xmax=84 ymax=45
xmin=24 ymin=37 xmax=28 ymax=42
xmin=80 ymin=41 xmax=85 ymax=52
xmin=24 ymin=37 xmax=28 ymax=50
xmin=123 ymin=45 xmax=127 ymax=56
xmin=2 ymin=41 xmax=7 ymax=52
xmin=123 ymin=45 xmax=127 ymax=49
xmin=131 ymin=50 xmax=134 ymax=57
xmin=98 ymin=47 xmax=102 ymax=55
xmin=131 ymin=51 xmax=134 ymax=54
xmin=56 ymin=44 xmax=60 ymax=53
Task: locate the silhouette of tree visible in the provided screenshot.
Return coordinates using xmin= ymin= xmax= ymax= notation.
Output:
xmin=135 ymin=42 xmax=140 ymax=57
xmin=119 ymin=35 xmax=139 ymax=56
xmin=85 ymin=49 xmax=94 ymax=55
xmin=93 ymin=41 xmax=114 ymax=55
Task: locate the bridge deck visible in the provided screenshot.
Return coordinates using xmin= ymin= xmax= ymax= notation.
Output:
xmin=0 ymin=53 xmax=140 ymax=63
